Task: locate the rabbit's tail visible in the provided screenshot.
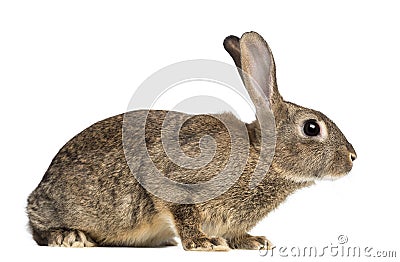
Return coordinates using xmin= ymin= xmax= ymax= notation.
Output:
xmin=27 ymin=190 xmax=97 ymax=247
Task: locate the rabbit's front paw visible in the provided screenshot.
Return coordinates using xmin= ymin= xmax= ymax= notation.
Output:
xmin=48 ymin=229 xmax=96 ymax=247
xmin=182 ymin=236 xmax=230 ymax=251
xmin=227 ymin=234 xmax=273 ymax=250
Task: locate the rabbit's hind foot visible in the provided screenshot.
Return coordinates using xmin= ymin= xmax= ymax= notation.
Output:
xmin=47 ymin=229 xmax=96 ymax=247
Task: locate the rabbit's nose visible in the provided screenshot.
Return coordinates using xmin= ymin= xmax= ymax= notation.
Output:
xmin=346 ymin=143 xmax=357 ymax=162
xmin=350 ymin=153 xmax=357 ymax=162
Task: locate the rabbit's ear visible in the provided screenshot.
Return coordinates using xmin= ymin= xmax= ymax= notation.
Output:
xmin=239 ymin=32 xmax=283 ymax=111
xmin=223 ymin=35 xmax=242 ymax=71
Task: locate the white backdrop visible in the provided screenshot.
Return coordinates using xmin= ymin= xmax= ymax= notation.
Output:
xmin=1 ymin=1 xmax=399 ymax=261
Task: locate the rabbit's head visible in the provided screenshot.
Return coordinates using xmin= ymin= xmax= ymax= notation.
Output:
xmin=224 ymin=32 xmax=356 ymax=182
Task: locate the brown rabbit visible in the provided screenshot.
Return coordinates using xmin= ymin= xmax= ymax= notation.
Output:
xmin=27 ymin=31 xmax=356 ymax=250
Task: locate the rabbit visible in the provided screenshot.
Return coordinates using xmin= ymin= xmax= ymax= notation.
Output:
xmin=27 ymin=31 xmax=356 ymax=251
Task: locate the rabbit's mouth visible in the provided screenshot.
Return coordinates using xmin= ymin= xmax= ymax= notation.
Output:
xmin=320 ymin=171 xmax=350 ymax=181
xmin=280 ymin=155 xmax=354 ymax=183
xmin=322 ymin=145 xmax=356 ymax=180
xmin=286 ymin=162 xmax=353 ymax=182
xmin=319 ymin=161 xmax=354 ymax=181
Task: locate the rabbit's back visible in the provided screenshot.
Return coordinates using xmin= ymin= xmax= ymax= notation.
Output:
xmin=27 ymin=109 xmax=246 ymax=246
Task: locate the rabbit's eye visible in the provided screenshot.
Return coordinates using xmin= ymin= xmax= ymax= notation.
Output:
xmin=303 ymin=120 xmax=320 ymax=137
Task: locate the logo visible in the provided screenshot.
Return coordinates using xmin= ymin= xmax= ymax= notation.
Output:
xmin=122 ymin=59 xmax=276 ymax=204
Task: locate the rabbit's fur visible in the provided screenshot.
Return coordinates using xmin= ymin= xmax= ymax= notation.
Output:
xmin=27 ymin=32 xmax=356 ymax=250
